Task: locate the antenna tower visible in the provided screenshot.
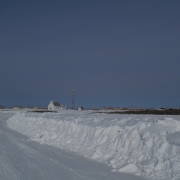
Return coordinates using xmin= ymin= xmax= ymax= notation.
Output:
xmin=72 ymin=88 xmax=74 ymax=109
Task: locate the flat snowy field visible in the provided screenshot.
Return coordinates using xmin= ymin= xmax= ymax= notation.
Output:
xmin=6 ymin=110 xmax=180 ymax=180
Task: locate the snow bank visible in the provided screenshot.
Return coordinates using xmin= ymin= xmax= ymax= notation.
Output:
xmin=7 ymin=110 xmax=180 ymax=180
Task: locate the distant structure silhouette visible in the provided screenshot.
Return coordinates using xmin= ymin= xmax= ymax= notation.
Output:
xmin=72 ymin=88 xmax=74 ymax=109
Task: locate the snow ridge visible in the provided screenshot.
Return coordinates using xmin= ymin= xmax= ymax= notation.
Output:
xmin=7 ymin=110 xmax=180 ymax=180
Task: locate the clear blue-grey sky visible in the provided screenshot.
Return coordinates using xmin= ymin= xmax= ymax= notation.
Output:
xmin=1 ymin=0 xmax=180 ymax=109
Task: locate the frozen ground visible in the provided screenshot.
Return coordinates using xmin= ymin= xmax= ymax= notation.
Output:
xmin=6 ymin=110 xmax=180 ymax=180
xmin=0 ymin=111 xmax=147 ymax=180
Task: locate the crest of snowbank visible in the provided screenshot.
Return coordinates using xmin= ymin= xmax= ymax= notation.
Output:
xmin=7 ymin=110 xmax=180 ymax=180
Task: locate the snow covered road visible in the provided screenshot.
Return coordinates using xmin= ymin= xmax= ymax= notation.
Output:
xmin=0 ymin=111 xmax=147 ymax=180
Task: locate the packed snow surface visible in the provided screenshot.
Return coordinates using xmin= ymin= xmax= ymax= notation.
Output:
xmin=0 ymin=111 xmax=146 ymax=180
xmin=7 ymin=110 xmax=180 ymax=180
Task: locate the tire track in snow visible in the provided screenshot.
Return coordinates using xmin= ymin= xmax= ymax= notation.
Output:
xmin=0 ymin=148 xmax=23 ymax=180
xmin=0 ymin=127 xmax=23 ymax=180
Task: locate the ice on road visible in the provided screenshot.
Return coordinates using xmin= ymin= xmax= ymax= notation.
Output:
xmin=0 ymin=111 xmax=146 ymax=180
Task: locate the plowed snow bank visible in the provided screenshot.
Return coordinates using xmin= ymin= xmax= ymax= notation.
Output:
xmin=7 ymin=110 xmax=180 ymax=180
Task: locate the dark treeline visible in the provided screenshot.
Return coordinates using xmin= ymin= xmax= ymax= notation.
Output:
xmin=108 ymin=109 xmax=180 ymax=115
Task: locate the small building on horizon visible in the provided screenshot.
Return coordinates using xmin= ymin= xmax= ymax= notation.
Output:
xmin=78 ymin=107 xmax=84 ymax=110
xmin=48 ymin=100 xmax=66 ymax=111
xmin=13 ymin=106 xmax=24 ymax=110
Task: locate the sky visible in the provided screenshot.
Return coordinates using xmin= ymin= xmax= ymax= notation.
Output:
xmin=0 ymin=0 xmax=180 ymax=109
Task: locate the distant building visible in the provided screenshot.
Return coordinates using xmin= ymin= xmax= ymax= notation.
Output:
xmin=13 ymin=106 xmax=24 ymax=110
xmin=78 ymin=107 xmax=84 ymax=110
xmin=48 ymin=100 xmax=66 ymax=111
xmin=155 ymin=107 xmax=166 ymax=111
xmin=0 ymin=106 xmax=5 ymax=109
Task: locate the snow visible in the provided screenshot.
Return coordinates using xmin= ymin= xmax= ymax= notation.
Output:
xmin=6 ymin=110 xmax=180 ymax=180
xmin=0 ymin=111 xmax=147 ymax=180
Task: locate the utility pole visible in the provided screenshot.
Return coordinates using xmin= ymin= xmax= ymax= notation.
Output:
xmin=72 ymin=88 xmax=74 ymax=109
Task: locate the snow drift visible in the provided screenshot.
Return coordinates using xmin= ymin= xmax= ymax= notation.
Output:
xmin=7 ymin=110 xmax=180 ymax=180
